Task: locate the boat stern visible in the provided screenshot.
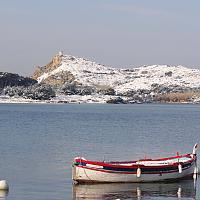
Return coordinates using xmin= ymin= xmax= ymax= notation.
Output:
xmin=72 ymin=157 xmax=86 ymax=183
xmin=72 ymin=158 xmax=78 ymax=183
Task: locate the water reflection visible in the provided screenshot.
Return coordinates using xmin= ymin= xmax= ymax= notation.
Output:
xmin=0 ymin=190 xmax=9 ymax=199
xmin=72 ymin=180 xmax=196 ymax=199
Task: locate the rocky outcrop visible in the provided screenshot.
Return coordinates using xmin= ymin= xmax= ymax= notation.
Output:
xmin=96 ymin=85 xmax=115 ymax=95
xmin=32 ymin=52 xmax=63 ymax=80
xmin=40 ymin=71 xmax=75 ymax=86
xmin=106 ymin=97 xmax=125 ymax=104
xmin=0 ymin=72 xmax=37 ymax=91
xmin=32 ymin=52 xmax=76 ymax=86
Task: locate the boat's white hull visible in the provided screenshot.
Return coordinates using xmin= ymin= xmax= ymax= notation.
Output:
xmin=72 ymin=163 xmax=195 ymax=183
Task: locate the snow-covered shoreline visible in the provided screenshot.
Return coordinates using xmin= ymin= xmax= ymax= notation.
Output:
xmin=0 ymin=94 xmax=199 ymax=105
xmin=0 ymin=94 xmax=115 ymax=104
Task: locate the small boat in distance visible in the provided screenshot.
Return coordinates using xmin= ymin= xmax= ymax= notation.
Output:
xmin=72 ymin=144 xmax=198 ymax=183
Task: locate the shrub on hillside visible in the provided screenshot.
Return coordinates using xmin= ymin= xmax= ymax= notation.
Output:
xmin=154 ymin=92 xmax=200 ymax=103
xmin=61 ymin=82 xmax=95 ymax=95
xmin=4 ymin=84 xmax=55 ymax=100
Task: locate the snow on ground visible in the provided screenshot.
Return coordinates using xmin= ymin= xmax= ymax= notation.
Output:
xmin=37 ymin=54 xmax=200 ymax=93
xmin=1 ymin=53 xmax=200 ymax=104
xmin=116 ymin=65 xmax=200 ymax=92
xmin=53 ymin=94 xmax=115 ymax=103
xmin=0 ymin=95 xmax=52 ymax=104
xmin=38 ymin=54 xmax=124 ymax=87
xmin=0 ymin=94 xmax=115 ymax=104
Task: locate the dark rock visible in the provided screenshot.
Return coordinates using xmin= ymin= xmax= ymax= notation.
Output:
xmin=97 ymin=87 xmax=115 ymax=95
xmin=137 ymin=89 xmax=151 ymax=95
xmin=106 ymin=97 xmax=125 ymax=104
xmin=141 ymin=70 xmax=148 ymax=74
xmin=57 ymin=100 xmax=68 ymax=103
xmin=122 ymin=90 xmax=137 ymax=97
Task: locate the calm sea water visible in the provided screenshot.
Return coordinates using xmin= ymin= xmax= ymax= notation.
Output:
xmin=0 ymin=103 xmax=200 ymax=200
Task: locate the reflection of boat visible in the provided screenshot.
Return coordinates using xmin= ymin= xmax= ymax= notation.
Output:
xmin=72 ymin=180 xmax=196 ymax=199
xmin=72 ymin=144 xmax=198 ymax=183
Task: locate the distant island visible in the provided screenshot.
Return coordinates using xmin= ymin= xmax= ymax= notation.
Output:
xmin=1 ymin=52 xmax=200 ymax=104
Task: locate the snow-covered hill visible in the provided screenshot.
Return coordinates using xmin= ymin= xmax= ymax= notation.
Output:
xmin=1 ymin=52 xmax=200 ymax=104
xmin=34 ymin=52 xmax=200 ymax=94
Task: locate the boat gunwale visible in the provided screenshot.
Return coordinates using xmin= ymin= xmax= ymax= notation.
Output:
xmin=74 ymin=153 xmax=196 ymax=169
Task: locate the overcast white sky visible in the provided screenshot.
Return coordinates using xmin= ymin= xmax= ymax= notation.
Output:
xmin=0 ymin=0 xmax=200 ymax=76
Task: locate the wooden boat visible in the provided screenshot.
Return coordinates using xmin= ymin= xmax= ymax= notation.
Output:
xmin=72 ymin=144 xmax=198 ymax=183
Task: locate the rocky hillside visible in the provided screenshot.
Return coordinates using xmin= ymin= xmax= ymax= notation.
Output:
xmin=1 ymin=52 xmax=200 ymax=104
xmin=33 ymin=52 xmax=200 ymax=91
xmin=31 ymin=52 xmax=200 ymax=103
